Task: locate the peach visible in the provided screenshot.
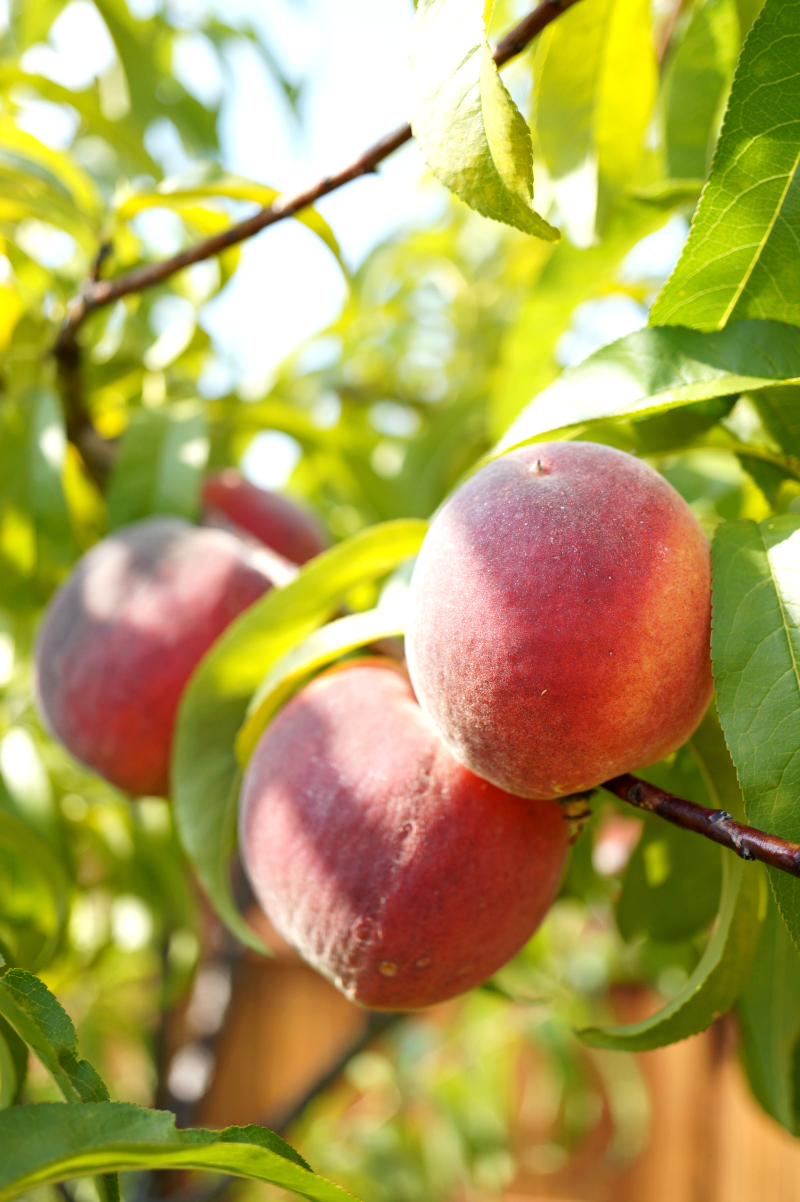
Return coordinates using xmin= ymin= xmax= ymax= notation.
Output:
xmin=202 ymin=469 xmax=328 ymax=565
xmin=35 ymin=517 xmax=294 ymax=797
xmin=239 ymin=662 xmax=567 ymax=1010
xmin=405 ymin=441 xmax=713 ymax=800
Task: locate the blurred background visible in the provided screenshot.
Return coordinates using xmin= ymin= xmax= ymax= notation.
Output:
xmin=3 ymin=0 xmax=800 ymax=1198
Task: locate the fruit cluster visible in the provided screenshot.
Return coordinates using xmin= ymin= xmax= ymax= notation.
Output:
xmin=35 ymin=444 xmax=713 ymax=1010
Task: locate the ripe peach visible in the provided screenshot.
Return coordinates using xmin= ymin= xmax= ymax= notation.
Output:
xmin=239 ymin=662 xmax=567 ymax=1010
xmin=405 ymin=441 xmax=713 ymax=800
xmin=35 ymin=517 xmax=294 ymax=797
xmin=202 ymin=469 xmax=328 ymax=565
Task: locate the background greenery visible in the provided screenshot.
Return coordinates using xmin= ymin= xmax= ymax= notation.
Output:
xmin=2 ymin=0 xmax=800 ymax=1197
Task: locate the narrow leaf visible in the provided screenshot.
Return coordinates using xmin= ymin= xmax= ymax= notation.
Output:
xmin=738 ymin=889 xmax=800 ymax=1133
xmin=0 ymin=1103 xmax=357 ymax=1202
xmin=651 ymin=0 xmax=800 ymax=330
xmin=172 ymin=520 xmax=428 ymax=951
xmin=580 ymin=853 xmax=764 ymax=1050
xmin=534 ymin=0 xmax=656 ymax=242
xmin=409 ymin=0 xmax=558 ymax=239
xmin=711 ymin=516 xmax=800 ymax=947
xmin=116 ymin=164 xmax=344 ymax=270
xmin=236 ymin=608 xmax=406 ymax=766
xmin=663 ymin=0 xmax=740 ymax=182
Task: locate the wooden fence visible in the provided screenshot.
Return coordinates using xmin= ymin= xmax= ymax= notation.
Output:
xmin=190 ymin=926 xmax=800 ymax=1202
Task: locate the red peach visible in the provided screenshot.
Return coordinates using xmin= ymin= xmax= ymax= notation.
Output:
xmin=202 ymin=469 xmax=328 ymax=565
xmin=35 ymin=517 xmax=294 ymax=797
xmin=239 ymin=662 xmax=567 ymax=1010
xmin=405 ymin=441 xmax=713 ymax=800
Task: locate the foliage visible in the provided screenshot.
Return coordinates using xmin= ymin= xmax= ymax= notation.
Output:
xmin=3 ymin=0 xmax=800 ymax=1197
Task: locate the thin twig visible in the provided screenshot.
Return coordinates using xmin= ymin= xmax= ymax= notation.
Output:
xmin=605 ymin=773 xmax=800 ymax=877
xmin=51 ymin=0 xmax=581 ymax=483
xmin=57 ymin=0 xmax=576 ymax=335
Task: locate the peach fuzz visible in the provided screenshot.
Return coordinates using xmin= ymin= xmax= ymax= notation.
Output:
xmin=35 ymin=517 xmax=294 ymax=797
xmin=203 ymin=469 xmax=328 ymax=565
xmin=239 ymin=662 xmax=567 ymax=1010
xmin=405 ymin=441 xmax=713 ymax=800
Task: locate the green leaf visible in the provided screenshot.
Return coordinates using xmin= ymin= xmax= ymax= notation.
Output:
xmin=615 ymin=743 xmax=722 ymax=944
xmin=0 ymin=116 xmax=103 ymax=226
xmin=689 ymin=703 xmax=747 ymax=821
xmin=106 ymin=403 xmax=209 ymax=531
xmin=0 ymin=1016 xmax=27 ymax=1109
xmin=497 ymin=320 xmax=800 ymax=451
xmin=738 ymin=889 xmax=800 ymax=1133
xmin=409 ymin=0 xmax=558 ymax=240
xmin=736 ymin=452 xmax=797 ymax=506
xmin=172 ymin=520 xmax=428 ymax=951
xmin=490 ymin=199 xmax=671 ymax=437
xmin=711 ymin=516 xmax=800 ymax=948
xmin=236 ymin=607 xmax=407 ymax=766
xmin=663 ymin=0 xmax=740 ymax=182
xmin=651 ymin=0 xmax=800 ymax=330
xmin=0 ymin=68 xmax=159 ymax=177
xmin=8 ymin=0 xmax=71 ymax=50
xmin=0 ymin=969 xmax=108 ymax=1104
xmin=0 ymin=386 xmax=77 ymax=609
xmin=0 ymin=1103 xmax=358 ymax=1202
xmin=0 ymin=971 xmax=119 ymax=1200
xmin=92 ymin=0 xmax=219 ymax=157
xmin=115 ymin=164 xmax=345 ymax=270
xmin=0 ymin=808 xmax=70 ymax=971
xmin=533 ymin=0 xmax=657 ymax=242
xmin=752 ymin=385 xmax=800 ymax=456
xmin=579 ymin=853 xmax=764 ymax=1050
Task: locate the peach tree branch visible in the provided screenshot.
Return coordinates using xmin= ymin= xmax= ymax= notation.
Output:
xmin=52 ymin=0 xmax=583 ymax=483
xmin=605 ymin=773 xmax=800 ymax=878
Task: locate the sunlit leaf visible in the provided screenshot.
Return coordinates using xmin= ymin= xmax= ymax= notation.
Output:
xmin=116 ymin=164 xmax=344 ymax=270
xmin=172 ymin=520 xmax=428 ymax=951
xmin=409 ymin=0 xmax=558 ymax=239
xmin=651 ymin=0 xmax=800 ymax=329
xmin=533 ymin=0 xmax=656 ymax=242
xmin=236 ymin=607 xmax=406 ymax=765
xmin=92 ymin=0 xmax=219 ymax=157
xmin=497 ymin=320 xmax=800 ymax=450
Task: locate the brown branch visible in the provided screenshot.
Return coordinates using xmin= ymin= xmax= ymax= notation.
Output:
xmin=604 ymin=773 xmax=800 ymax=878
xmin=51 ymin=0 xmax=580 ymax=482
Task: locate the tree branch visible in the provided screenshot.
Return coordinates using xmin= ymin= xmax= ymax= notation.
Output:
xmin=59 ymin=0 xmax=577 ymax=331
xmin=605 ymin=773 xmax=800 ymax=878
xmin=52 ymin=0 xmax=581 ymax=482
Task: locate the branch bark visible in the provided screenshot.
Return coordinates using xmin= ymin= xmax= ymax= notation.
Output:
xmin=605 ymin=773 xmax=800 ymax=878
xmin=52 ymin=0 xmax=581 ymax=482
